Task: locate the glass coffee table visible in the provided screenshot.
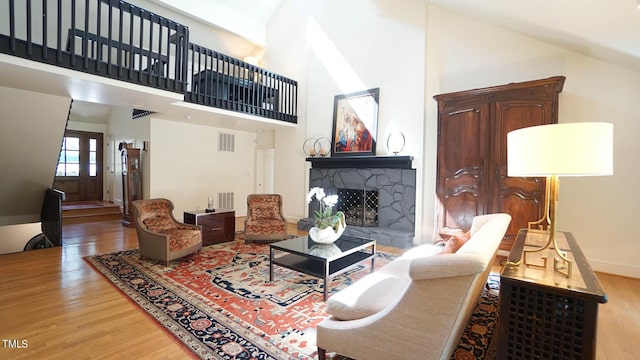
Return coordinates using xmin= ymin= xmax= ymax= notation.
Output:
xmin=269 ymin=235 xmax=376 ymax=301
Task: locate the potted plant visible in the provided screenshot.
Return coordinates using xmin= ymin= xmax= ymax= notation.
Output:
xmin=306 ymin=187 xmax=346 ymax=244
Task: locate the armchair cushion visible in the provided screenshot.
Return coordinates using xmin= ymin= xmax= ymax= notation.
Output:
xmin=143 ymin=214 xmax=177 ymax=232
xmin=252 ymin=204 xmax=280 ymax=220
xmin=164 ymin=229 xmax=201 ymax=251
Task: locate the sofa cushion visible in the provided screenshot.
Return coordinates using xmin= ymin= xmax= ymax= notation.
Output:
xmin=326 ymin=274 xmax=411 ymax=321
xmin=376 ymin=244 xmax=444 ymax=277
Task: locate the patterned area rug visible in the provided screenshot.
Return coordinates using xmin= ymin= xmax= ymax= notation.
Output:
xmin=85 ymin=242 xmax=499 ymax=360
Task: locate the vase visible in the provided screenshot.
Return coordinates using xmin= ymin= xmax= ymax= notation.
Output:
xmin=309 ymin=213 xmax=346 ymax=244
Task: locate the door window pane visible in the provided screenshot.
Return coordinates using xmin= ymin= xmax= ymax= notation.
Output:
xmin=58 ymin=137 xmax=80 ymax=176
xmin=89 ymin=164 xmax=97 ymax=176
xmin=67 ymin=137 xmax=80 ymax=150
xmin=66 ymin=164 xmax=80 ymax=176
xmin=67 ymin=150 xmax=80 ymax=163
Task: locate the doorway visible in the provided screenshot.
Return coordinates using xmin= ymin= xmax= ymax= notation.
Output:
xmin=255 ymin=148 xmax=274 ymax=194
xmin=54 ymin=130 xmax=104 ymax=202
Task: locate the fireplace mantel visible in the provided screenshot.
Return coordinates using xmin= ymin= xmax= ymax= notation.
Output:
xmin=306 ymin=155 xmax=413 ymax=169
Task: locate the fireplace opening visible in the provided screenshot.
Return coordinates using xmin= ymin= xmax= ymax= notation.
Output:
xmin=337 ymin=188 xmax=378 ymax=227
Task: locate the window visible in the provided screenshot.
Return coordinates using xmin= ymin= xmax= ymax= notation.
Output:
xmin=56 ymin=137 xmax=80 ymax=176
xmin=89 ymin=138 xmax=97 ymax=176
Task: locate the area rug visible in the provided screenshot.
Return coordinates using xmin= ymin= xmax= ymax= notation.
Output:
xmin=85 ymin=242 xmax=499 ymax=360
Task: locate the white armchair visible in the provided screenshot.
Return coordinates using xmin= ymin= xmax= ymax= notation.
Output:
xmin=316 ymin=213 xmax=511 ymax=360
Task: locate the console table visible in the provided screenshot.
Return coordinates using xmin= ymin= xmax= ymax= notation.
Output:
xmin=498 ymin=229 xmax=607 ymax=359
xmin=183 ymin=209 xmax=235 ymax=246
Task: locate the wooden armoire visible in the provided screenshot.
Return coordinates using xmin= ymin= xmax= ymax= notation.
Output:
xmin=434 ymin=76 xmax=565 ymax=251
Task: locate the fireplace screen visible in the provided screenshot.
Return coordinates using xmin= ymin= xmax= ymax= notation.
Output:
xmin=337 ymin=188 xmax=379 ymax=227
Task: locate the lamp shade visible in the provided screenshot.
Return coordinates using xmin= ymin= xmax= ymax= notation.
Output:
xmin=507 ymin=122 xmax=613 ymax=177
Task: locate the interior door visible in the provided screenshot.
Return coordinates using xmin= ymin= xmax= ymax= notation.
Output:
xmin=54 ymin=130 xmax=103 ymax=202
xmin=255 ymin=148 xmax=275 ymax=194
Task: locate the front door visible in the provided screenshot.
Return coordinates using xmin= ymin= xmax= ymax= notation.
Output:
xmin=54 ymin=130 xmax=103 ymax=202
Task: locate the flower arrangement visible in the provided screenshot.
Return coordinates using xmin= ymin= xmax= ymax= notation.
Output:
xmin=306 ymin=187 xmax=344 ymax=230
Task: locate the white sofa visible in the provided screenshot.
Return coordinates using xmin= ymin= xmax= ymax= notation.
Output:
xmin=316 ymin=213 xmax=511 ymax=360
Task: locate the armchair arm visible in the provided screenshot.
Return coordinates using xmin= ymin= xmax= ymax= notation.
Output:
xmin=135 ymin=218 xmax=170 ymax=260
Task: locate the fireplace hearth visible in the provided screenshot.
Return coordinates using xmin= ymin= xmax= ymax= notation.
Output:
xmin=337 ymin=188 xmax=378 ymax=227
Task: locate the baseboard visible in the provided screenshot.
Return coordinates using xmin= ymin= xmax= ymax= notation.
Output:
xmin=588 ymin=258 xmax=640 ymax=279
xmin=286 ymin=215 xmax=304 ymax=223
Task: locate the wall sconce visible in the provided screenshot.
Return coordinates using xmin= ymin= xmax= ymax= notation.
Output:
xmin=386 ymin=131 xmax=405 ymax=155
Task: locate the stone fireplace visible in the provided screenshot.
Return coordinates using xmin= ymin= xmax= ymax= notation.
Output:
xmin=298 ymin=156 xmax=416 ymax=249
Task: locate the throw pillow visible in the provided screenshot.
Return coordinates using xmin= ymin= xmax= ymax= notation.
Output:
xmin=325 ymin=276 xmax=410 ymax=321
xmin=440 ymin=231 xmax=471 ymax=254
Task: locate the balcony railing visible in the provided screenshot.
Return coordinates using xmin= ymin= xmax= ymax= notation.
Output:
xmin=0 ymin=0 xmax=297 ymax=123
xmin=185 ymin=43 xmax=297 ymax=123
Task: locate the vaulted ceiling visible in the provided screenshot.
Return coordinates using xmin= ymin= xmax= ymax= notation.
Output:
xmin=157 ymin=0 xmax=640 ymax=73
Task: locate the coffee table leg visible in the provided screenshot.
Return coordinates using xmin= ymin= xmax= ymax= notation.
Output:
xmin=269 ymin=247 xmax=274 ymax=282
xmin=324 ymin=260 xmax=329 ymax=301
xmin=370 ymin=243 xmax=376 ymax=272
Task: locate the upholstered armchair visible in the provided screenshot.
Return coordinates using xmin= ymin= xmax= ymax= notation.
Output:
xmin=131 ymin=198 xmax=202 ymax=266
xmin=244 ymin=194 xmax=287 ymax=243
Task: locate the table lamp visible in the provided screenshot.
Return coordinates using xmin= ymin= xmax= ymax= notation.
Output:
xmin=507 ymin=122 xmax=613 ymax=277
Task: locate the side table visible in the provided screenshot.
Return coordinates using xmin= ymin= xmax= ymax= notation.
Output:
xmin=183 ymin=209 xmax=235 ymax=246
xmin=498 ymin=229 xmax=608 ymax=359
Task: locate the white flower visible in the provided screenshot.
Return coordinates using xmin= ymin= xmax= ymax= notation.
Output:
xmin=323 ymin=195 xmax=338 ymax=207
xmin=306 ymin=187 xmax=317 ymax=203
xmin=306 ymin=187 xmax=344 ymax=229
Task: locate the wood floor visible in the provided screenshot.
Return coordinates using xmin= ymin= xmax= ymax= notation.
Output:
xmin=0 ymin=219 xmax=638 ymax=359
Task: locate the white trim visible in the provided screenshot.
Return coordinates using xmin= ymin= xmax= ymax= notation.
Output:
xmin=588 ymin=258 xmax=640 ymax=279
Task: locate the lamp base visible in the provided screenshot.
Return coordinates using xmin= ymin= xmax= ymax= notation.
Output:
xmin=509 ymin=174 xmax=572 ymax=278
xmin=522 ymin=231 xmax=572 ymax=278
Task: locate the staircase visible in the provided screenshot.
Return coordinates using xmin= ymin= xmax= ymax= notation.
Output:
xmin=62 ymin=201 xmax=122 ymax=224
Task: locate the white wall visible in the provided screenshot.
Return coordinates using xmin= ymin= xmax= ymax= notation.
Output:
xmin=148 ymin=119 xmax=257 ymax=220
xmin=265 ymin=0 xmax=311 ymax=221
xmin=266 ymin=0 xmax=427 ymax=232
xmin=0 ymin=222 xmax=42 ymax=255
xmin=426 ymin=6 xmax=640 ymax=277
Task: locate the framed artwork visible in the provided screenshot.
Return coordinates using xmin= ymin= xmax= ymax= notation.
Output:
xmin=331 ymin=88 xmax=379 ymax=157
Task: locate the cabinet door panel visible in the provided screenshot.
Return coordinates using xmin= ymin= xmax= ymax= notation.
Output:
xmin=436 ymin=103 xmax=490 ymax=230
xmin=492 ymin=100 xmax=552 ymax=248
